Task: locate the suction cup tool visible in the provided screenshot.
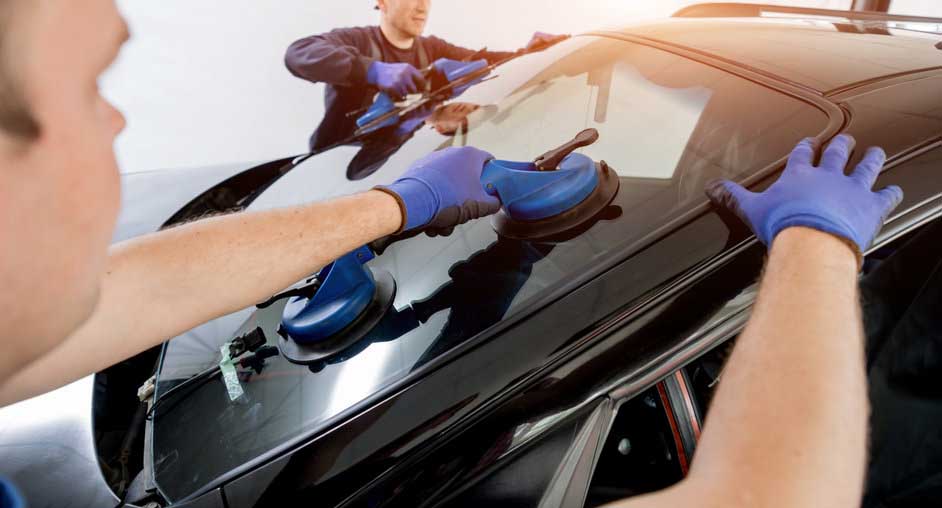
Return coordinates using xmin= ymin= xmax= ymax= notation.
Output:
xmin=356 ymin=93 xmax=399 ymax=136
xmin=279 ymin=245 xmax=396 ymax=365
xmin=481 ymin=129 xmax=620 ymax=240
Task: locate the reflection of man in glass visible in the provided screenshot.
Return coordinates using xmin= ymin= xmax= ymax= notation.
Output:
xmin=346 ymin=102 xmax=496 ymax=180
xmin=284 ymin=0 xmax=562 ymax=151
xmin=428 ymin=102 xmax=498 ymax=136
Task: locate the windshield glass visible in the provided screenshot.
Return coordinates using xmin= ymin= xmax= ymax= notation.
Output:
xmin=152 ymin=35 xmax=828 ymax=501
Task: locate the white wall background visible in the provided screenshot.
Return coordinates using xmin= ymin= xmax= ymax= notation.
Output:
xmin=102 ymin=0 xmax=892 ymax=174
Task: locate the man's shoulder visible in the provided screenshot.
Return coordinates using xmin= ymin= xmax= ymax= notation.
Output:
xmin=420 ymin=34 xmax=451 ymax=46
xmin=328 ymin=25 xmax=378 ymax=34
xmin=324 ymin=25 xmax=380 ymax=41
xmin=419 ymin=34 xmax=464 ymax=56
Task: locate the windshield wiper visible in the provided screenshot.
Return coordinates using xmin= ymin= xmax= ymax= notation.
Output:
xmin=240 ymin=36 xmax=572 ymax=207
xmin=351 ymin=35 xmax=571 ymax=139
xmin=145 ymin=328 xmax=275 ymax=420
xmin=257 ymin=276 xmax=321 ymax=309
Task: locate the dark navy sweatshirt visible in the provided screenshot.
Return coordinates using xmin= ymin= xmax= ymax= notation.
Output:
xmin=285 ymin=26 xmax=511 ymax=151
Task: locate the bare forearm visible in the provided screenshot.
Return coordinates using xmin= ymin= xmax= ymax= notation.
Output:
xmin=110 ymin=190 xmax=401 ymax=325
xmin=608 ymin=227 xmax=867 ymax=508
xmin=689 ymin=227 xmax=867 ymax=505
xmin=0 ymin=190 xmax=401 ymax=405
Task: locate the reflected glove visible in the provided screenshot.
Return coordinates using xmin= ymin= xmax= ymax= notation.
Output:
xmin=433 ymin=58 xmax=488 ymax=97
xmin=377 ymin=146 xmax=501 ymax=233
xmin=525 ymin=32 xmax=568 ymax=51
xmin=394 ymin=102 xmax=436 ymax=137
xmin=706 ymin=134 xmax=904 ymax=256
xmin=367 ymin=61 xmax=426 ymax=99
xmin=0 ymin=478 xmax=24 ymax=508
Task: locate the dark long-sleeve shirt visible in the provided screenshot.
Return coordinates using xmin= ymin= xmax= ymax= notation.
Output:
xmin=285 ymin=26 xmax=512 ymax=151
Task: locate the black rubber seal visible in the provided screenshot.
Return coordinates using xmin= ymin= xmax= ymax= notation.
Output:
xmin=278 ymin=269 xmax=397 ymax=365
xmin=492 ymin=161 xmax=621 ymax=241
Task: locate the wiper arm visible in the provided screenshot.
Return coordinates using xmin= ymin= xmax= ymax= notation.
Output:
xmin=343 ymin=46 xmax=495 ymax=120
xmin=257 ymin=277 xmax=321 ymax=309
xmin=145 ymin=328 xmax=276 ymax=420
xmin=352 ymin=36 xmax=571 ymax=138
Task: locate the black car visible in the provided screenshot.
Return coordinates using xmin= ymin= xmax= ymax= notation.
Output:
xmin=2 ymin=4 xmax=942 ymax=507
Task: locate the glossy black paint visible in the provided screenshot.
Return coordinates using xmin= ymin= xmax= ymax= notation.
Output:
xmin=229 ymin=99 xmax=937 ymax=508
xmin=625 ymin=17 xmax=942 ymax=94
xmin=0 ymin=9 xmax=936 ymax=508
xmin=143 ymin=15 xmax=942 ymax=508
xmin=154 ymin=32 xmax=834 ymax=503
xmin=164 ymin=155 xmax=301 ymax=226
xmin=221 ymin=212 xmax=761 ymax=508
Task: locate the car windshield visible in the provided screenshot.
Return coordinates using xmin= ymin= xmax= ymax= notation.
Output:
xmin=152 ymin=35 xmax=828 ymax=501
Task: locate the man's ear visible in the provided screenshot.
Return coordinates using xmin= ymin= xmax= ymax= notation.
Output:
xmin=376 ymin=0 xmax=386 ymax=13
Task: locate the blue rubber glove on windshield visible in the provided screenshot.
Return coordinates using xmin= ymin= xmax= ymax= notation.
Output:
xmin=706 ymin=134 xmax=903 ymax=258
xmin=377 ymin=147 xmax=500 ymax=233
xmin=367 ymin=61 xmax=426 ymax=99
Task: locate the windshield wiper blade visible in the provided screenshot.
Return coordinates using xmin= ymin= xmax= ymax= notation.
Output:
xmin=145 ymin=328 xmax=275 ymax=420
xmin=257 ymin=277 xmax=321 ymax=309
xmin=352 ymin=36 xmax=570 ymax=138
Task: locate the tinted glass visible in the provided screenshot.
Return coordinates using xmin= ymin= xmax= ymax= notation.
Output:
xmin=153 ymin=36 xmax=827 ymax=500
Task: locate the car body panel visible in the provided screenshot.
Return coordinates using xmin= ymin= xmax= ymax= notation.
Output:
xmin=840 ymin=73 xmax=942 ymax=158
xmin=153 ymin=27 xmax=942 ymax=505
xmin=151 ymin=34 xmax=839 ymax=502
xmin=625 ymin=18 xmax=942 ymax=93
xmin=196 ymin=56 xmax=940 ymax=508
xmin=115 ymin=162 xmax=265 ymax=243
xmin=321 ymin=144 xmax=942 ymax=508
xmin=0 ymin=378 xmax=119 ymax=508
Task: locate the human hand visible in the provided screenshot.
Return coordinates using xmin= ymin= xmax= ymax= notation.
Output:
xmin=366 ymin=61 xmax=426 ymax=99
xmin=432 ymin=58 xmax=488 ymax=97
xmin=376 ymin=147 xmax=500 ymax=233
xmin=525 ymin=32 xmax=568 ymax=52
xmin=706 ymin=134 xmax=903 ymax=256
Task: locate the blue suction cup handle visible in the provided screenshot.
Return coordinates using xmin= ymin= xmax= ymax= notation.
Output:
xmin=434 ymin=58 xmax=489 ymax=96
xmin=481 ymin=153 xmax=599 ymax=221
xmin=281 ymin=245 xmax=378 ymax=344
xmin=356 ymin=93 xmax=399 ymax=133
xmin=433 ymin=58 xmax=488 ymax=83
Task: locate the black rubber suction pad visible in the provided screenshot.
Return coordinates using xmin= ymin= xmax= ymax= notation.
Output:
xmin=278 ymin=269 xmax=396 ymax=365
xmin=492 ymin=161 xmax=620 ymax=241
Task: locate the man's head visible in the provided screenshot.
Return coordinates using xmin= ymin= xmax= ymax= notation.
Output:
xmin=0 ymin=0 xmax=127 ymax=378
xmin=377 ymin=0 xmax=430 ymax=40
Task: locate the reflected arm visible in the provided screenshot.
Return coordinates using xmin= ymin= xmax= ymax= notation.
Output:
xmin=0 ymin=191 xmax=402 ymax=406
xmin=424 ymin=35 xmax=514 ymax=65
xmin=608 ymin=227 xmax=868 ymax=507
xmin=286 ymin=28 xmax=376 ymax=87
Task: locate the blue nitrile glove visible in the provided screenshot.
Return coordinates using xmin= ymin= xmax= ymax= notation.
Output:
xmin=526 ymin=32 xmax=567 ymax=51
xmin=394 ymin=113 xmax=427 ymax=137
xmin=0 ymin=477 xmax=24 ymax=508
xmin=376 ymin=146 xmax=501 ymax=233
xmin=433 ymin=58 xmax=488 ymax=97
xmin=706 ymin=134 xmax=904 ymax=258
xmin=394 ymin=101 xmax=435 ymax=137
xmin=367 ymin=61 xmax=426 ymax=99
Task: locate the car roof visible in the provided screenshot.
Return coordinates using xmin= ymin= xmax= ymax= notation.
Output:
xmin=147 ymin=15 xmax=942 ymax=503
xmin=618 ymin=16 xmax=942 ymax=93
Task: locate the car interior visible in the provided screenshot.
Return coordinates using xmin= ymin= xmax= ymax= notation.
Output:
xmin=585 ymin=214 xmax=942 ymax=507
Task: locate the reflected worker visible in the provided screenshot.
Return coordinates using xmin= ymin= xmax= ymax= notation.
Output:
xmin=284 ymin=0 xmax=563 ymax=151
